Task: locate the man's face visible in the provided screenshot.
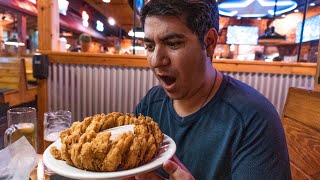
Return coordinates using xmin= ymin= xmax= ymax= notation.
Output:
xmin=144 ymin=16 xmax=209 ymax=100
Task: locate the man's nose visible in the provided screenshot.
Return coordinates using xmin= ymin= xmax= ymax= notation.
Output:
xmin=149 ymin=46 xmax=170 ymax=68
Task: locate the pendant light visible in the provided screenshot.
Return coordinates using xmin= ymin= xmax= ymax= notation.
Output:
xmin=4 ymin=14 xmax=25 ymax=47
xmin=258 ymin=0 xmax=286 ymax=42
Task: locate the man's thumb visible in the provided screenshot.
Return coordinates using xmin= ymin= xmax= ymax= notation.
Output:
xmin=163 ymin=160 xmax=194 ymax=180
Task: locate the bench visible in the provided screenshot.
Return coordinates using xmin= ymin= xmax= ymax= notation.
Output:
xmin=282 ymin=87 xmax=320 ymax=180
xmin=0 ymin=57 xmax=37 ymax=107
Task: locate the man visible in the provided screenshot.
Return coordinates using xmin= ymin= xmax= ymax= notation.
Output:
xmin=134 ymin=0 xmax=291 ymax=179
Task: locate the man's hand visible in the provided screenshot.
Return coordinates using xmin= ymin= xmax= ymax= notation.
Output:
xmin=162 ymin=155 xmax=194 ymax=180
xmin=125 ymin=156 xmax=194 ymax=180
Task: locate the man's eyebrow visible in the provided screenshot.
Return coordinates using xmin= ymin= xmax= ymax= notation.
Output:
xmin=144 ymin=33 xmax=186 ymax=43
xmin=144 ymin=37 xmax=153 ymax=43
xmin=159 ymin=33 xmax=185 ymax=41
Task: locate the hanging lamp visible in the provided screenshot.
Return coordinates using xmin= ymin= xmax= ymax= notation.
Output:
xmin=258 ymin=0 xmax=286 ymax=43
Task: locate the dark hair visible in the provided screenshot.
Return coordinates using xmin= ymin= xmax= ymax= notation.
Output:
xmin=140 ymin=0 xmax=219 ymax=47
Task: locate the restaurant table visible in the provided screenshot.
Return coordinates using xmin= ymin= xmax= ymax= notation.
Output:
xmin=30 ymin=154 xmax=74 ymax=180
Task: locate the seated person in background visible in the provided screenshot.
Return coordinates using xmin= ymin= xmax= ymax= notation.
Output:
xmin=273 ymin=56 xmax=283 ymax=62
xmin=133 ymin=0 xmax=291 ymax=179
xmin=70 ymin=40 xmax=81 ymax=52
xmin=254 ymin=51 xmax=265 ymax=61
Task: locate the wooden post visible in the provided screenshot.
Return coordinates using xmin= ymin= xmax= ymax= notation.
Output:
xmin=37 ymin=0 xmax=59 ymax=51
xmin=0 ymin=21 xmax=3 ymax=55
xmin=37 ymin=0 xmax=59 ymax=153
xmin=17 ymin=14 xmax=27 ymax=55
xmin=315 ymin=40 xmax=320 ymax=91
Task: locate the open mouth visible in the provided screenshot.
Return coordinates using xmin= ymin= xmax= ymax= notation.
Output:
xmin=158 ymin=75 xmax=176 ymax=86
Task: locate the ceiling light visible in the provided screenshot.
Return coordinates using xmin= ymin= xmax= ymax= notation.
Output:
xmin=59 ymin=37 xmax=67 ymax=42
xmin=102 ymin=0 xmax=111 ymax=2
xmin=83 ymin=20 xmax=89 ymax=27
xmin=258 ymin=0 xmax=286 ymax=42
xmin=82 ymin=11 xmax=89 ymax=21
xmin=310 ymin=3 xmax=315 ymax=6
xmin=128 ymin=29 xmax=144 ymax=38
xmin=294 ymin=9 xmax=299 ymax=12
xmin=58 ymin=0 xmax=69 ymax=16
xmin=96 ymin=20 xmax=104 ymax=31
xmin=129 ymin=46 xmax=145 ymax=50
xmin=259 ymin=27 xmax=286 ymax=40
xmin=108 ymin=17 xmax=116 ymax=26
xmin=29 ymin=0 xmax=36 ymax=4
xmin=4 ymin=36 xmax=25 ymax=47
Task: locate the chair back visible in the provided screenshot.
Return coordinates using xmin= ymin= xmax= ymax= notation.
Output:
xmin=282 ymin=87 xmax=320 ymax=180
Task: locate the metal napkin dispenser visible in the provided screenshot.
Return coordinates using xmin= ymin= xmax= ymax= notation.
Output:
xmin=32 ymin=54 xmax=48 ymax=79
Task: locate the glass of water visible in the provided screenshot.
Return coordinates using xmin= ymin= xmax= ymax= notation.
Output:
xmin=43 ymin=110 xmax=72 ymax=150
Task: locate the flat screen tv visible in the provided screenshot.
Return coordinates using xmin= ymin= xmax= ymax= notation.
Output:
xmin=296 ymin=14 xmax=320 ymax=43
xmin=227 ymin=26 xmax=259 ymax=45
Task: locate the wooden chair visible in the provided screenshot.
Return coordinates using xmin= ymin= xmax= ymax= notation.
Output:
xmin=0 ymin=58 xmax=37 ymax=107
xmin=282 ymin=87 xmax=320 ymax=180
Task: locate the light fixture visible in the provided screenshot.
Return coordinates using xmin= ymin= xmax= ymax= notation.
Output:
xmin=294 ymin=9 xmax=299 ymax=12
xmin=82 ymin=11 xmax=89 ymax=27
xmin=29 ymin=0 xmax=36 ymax=4
xmin=108 ymin=17 xmax=116 ymax=26
xmin=4 ymin=36 xmax=25 ymax=47
xmin=59 ymin=37 xmax=67 ymax=42
xmin=102 ymin=0 xmax=111 ymax=3
xmin=4 ymin=15 xmax=25 ymax=47
xmin=58 ymin=0 xmax=69 ymax=16
xmin=96 ymin=20 xmax=104 ymax=32
xmin=129 ymin=46 xmax=145 ymax=51
xmin=258 ymin=0 xmax=286 ymax=42
xmin=218 ymin=0 xmax=297 ymax=17
xmin=310 ymin=3 xmax=316 ymax=6
xmin=128 ymin=28 xmax=144 ymax=38
xmin=83 ymin=21 xmax=89 ymax=27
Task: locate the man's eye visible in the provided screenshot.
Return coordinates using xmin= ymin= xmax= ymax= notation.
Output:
xmin=166 ymin=42 xmax=182 ymax=49
xmin=145 ymin=44 xmax=155 ymax=51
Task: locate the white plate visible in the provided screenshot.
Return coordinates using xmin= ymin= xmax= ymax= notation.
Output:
xmin=43 ymin=134 xmax=176 ymax=180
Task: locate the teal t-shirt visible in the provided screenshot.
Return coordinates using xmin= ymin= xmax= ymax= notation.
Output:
xmin=134 ymin=75 xmax=291 ymax=180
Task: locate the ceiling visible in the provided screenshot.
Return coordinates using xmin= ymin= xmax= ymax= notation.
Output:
xmin=0 ymin=0 xmax=319 ymax=38
xmin=82 ymin=0 xmax=136 ymax=32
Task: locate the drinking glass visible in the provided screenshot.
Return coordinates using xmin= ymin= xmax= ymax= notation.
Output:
xmin=43 ymin=110 xmax=72 ymax=150
xmin=4 ymin=107 xmax=37 ymax=150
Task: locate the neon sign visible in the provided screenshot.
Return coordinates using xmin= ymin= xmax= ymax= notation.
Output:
xmin=218 ymin=0 xmax=297 ymax=17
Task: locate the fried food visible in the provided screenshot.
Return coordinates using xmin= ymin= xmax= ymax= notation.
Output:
xmin=50 ymin=112 xmax=163 ymax=172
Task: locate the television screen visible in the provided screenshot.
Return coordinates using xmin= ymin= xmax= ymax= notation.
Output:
xmin=227 ymin=26 xmax=259 ymax=45
xmin=296 ymin=15 xmax=320 ymax=43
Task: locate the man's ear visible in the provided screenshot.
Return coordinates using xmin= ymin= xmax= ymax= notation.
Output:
xmin=204 ymin=28 xmax=218 ymax=57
